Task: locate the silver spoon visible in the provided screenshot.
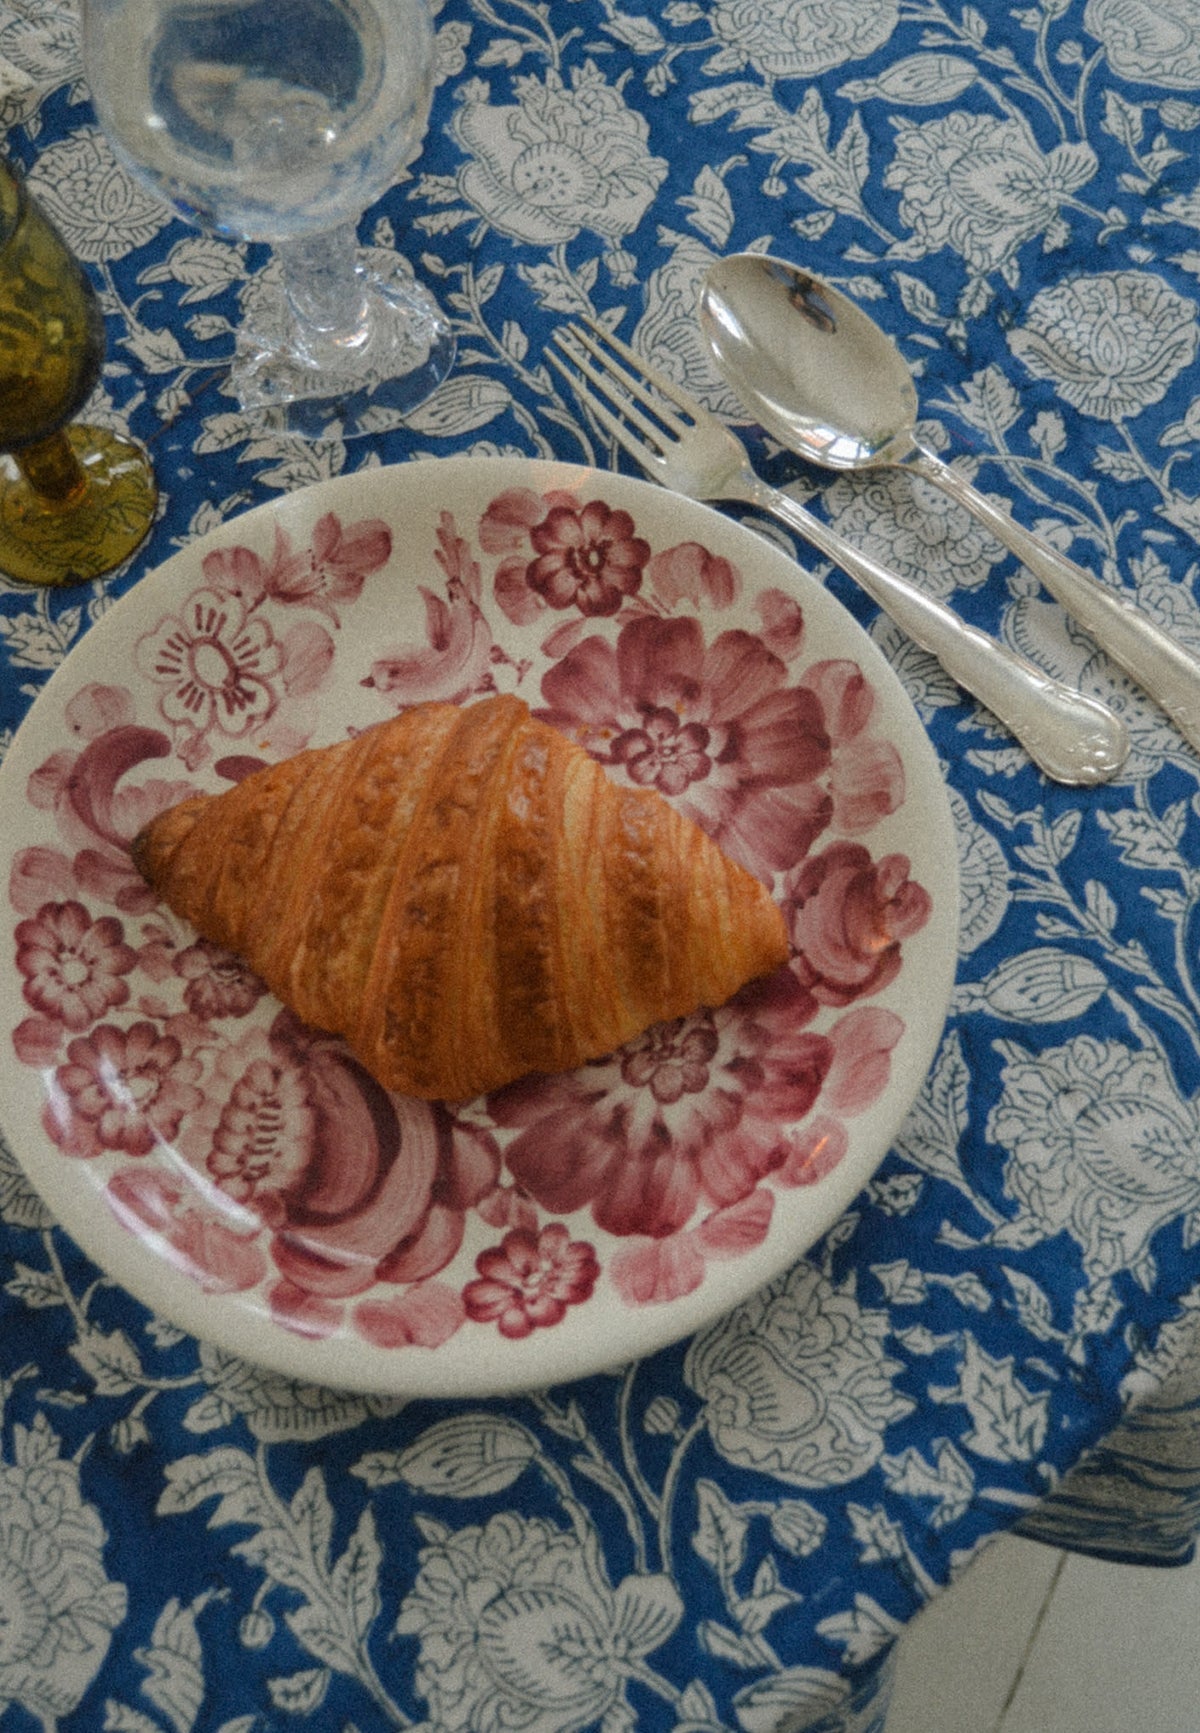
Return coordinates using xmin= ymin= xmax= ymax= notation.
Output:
xmin=700 ymin=252 xmax=1200 ymax=759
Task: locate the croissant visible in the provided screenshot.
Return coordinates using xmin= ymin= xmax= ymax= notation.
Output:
xmin=131 ymin=693 xmax=788 ymax=1101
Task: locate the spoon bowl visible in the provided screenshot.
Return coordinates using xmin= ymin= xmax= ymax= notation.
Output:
xmin=699 ymin=251 xmax=1200 ymax=759
xmin=700 ymin=256 xmax=919 ymax=470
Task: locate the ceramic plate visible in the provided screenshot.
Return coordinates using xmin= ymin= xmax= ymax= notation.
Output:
xmin=0 ymin=456 xmax=959 ymax=1396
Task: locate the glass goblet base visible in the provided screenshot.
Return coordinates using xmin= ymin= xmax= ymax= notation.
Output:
xmin=233 ymin=249 xmax=456 ymax=440
xmin=0 ymin=425 xmax=158 ymax=588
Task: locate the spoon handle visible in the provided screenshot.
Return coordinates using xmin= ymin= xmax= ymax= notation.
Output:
xmin=909 ymin=445 xmax=1200 ymax=756
xmin=739 ymin=474 xmax=1129 ymax=786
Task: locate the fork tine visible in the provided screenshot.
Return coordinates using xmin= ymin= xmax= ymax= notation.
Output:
xmin=555 ymin=322 xmax=695 ymax=443
xmin=550 ymin=327 xmax=675 ymax=455
xmin=573 ymin=314 xmax=708 ymax=428
xmin=546 ymin=347 xmax=669 ymax=480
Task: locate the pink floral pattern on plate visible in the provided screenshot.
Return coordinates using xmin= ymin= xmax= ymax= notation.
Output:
xmin=0 ymin=462 xmax=954 ymax=1386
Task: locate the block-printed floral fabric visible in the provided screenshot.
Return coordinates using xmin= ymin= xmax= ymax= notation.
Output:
xmin=3 ymin=1 xmax=1200 ymax=1729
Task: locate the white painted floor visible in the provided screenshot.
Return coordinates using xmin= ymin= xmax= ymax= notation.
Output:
xmin=886 ymin=1532 xmax=1200 ymax=1733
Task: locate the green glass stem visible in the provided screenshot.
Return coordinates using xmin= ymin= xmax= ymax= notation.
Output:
xmin=14 ymin=427 xmax=89 ymax=505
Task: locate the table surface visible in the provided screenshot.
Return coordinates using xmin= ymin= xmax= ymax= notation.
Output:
xmin=4 ymin=1 xmax=1200 ymax=1730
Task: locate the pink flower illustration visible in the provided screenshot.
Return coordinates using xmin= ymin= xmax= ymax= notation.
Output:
xmin=106 ymin=1165 xmax=267 ymax=1293
xmin=135 ymin=590 xmax=284 ymax=739
xmin=201 ymin=513 xmax=391 ymax=625
xmin=529 ymin=500 xmax=649 ymax=614
xmin=62 ymin=682 xmax=137 ymax=741
xmin=783 ymin=842 xmax=932 ymax=1011
xmin=173 ymin=938 xmax=265 ymax=1020
xmin=180 ymin=1030 xmax=318 ymax=1220
xmin=493 ymin=972 xmax=817 ymax=1238
xmin=609 ymin=1190 xmax=780 ymax=1308
xmin=488 ymin=490 xmax=651 ymax=622
xmin=171 ymin=1021 xmax=501 ymax=1323
xmin=493 ymin=979 xmax=903 ymax=1243
xmin=538 ymin=617 xmax=907 ymax=879
xmin=538 ymin=613 xmax=838 ymax=876
xmin=463 ymin=1222 xmax=600 ymax=1337
xmin=800 ymin=661 xmax=907 ymax=834
xmin=43 ymin=1021 xmax=204 ymax=1158
xmin=268 ymin=513 xmax=392 ymax=621
xmin=16 ymin=900 xmax=137 ymax=1031
xmin=355 ymin=1282 xmax=466 ymax=1349
xmin=19 ymin=719 xmax=193 ymax=915
xmin=646 ymin=540 xmax=739 ymax=610
xmin=199 ymin=536 xmax=286 ymax=610
xmin=610 ymin=704 xmax=716 ymax=798
xmin=622 ymin=1018 xmax=721 ymax=1103
xmin=480 ymin=486 xmax=570 ymax=556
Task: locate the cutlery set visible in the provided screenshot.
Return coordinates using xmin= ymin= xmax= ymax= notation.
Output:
xmin=550 ymin=253 xmax=1200 ymax=786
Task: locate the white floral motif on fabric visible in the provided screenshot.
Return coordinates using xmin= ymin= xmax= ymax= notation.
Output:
xmin=633 ymin=233 xmax=744 ymax=418
xmin=25 ymin=126 xmax=168 ymax=261
xmin=989 ymin=1036 xmax=1200 ymax=1283
xmin=452 ymin=61 xmax=668 ymax=249
xmin=1085 ymin=0 xmax=1200 ymax=88
xmin=1008 ymin=272 xmax=1200 ymax=420
xmin=189 ymin=1343 xmax=404 ymax=1441
xmin=685 ymin=1261 xmax=915 ymax=1487
xmin=0 ymin=0 xmax=80 ymax=128
xmin=823 ymin=469 xmax=1004 ymax=600
xmin=946 ymin=787 xmax=1010 ymax=957
xmin=710 ymin=0 xmax=899 ymax=78
xmin=395 ymin=1511 xmax=683 ymax=1733
xmin=884 ymin=114 xmax=1096 ymax=274
xmin=0 ymin=1417 xmax=127 ymax=1723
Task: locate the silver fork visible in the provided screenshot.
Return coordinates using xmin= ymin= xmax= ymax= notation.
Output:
xmin=548 ymin=320 xmax=1129 ymax=788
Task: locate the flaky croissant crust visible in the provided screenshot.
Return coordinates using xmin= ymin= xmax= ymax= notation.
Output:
xmin=132 ymin=694 xmax=789 ymax=1100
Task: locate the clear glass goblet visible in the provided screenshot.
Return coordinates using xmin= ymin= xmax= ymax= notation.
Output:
xmin=0 ymin=155 xmax=158 ymax=588
xmin=80 ymin=0 xmax=456 ymax=438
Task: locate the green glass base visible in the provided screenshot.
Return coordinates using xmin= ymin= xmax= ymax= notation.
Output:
xmin=0 ymin=425 xmax=157 ymax=588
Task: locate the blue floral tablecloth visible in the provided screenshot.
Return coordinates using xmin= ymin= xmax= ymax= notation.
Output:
xmin=4 ymin=1 xmax=1200 ymax=1729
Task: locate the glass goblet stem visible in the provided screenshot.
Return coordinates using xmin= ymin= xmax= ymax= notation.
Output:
xmin=233 ymin=219 xmax=455 ymax=431
xmin=15 ymin=429 xmax=88 ymax=505
xmin=277 ymin=223 xmax=371 ymax=342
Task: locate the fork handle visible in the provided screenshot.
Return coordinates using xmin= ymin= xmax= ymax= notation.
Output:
xmin=740 ymin=475 xmax=1129 ymax=786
